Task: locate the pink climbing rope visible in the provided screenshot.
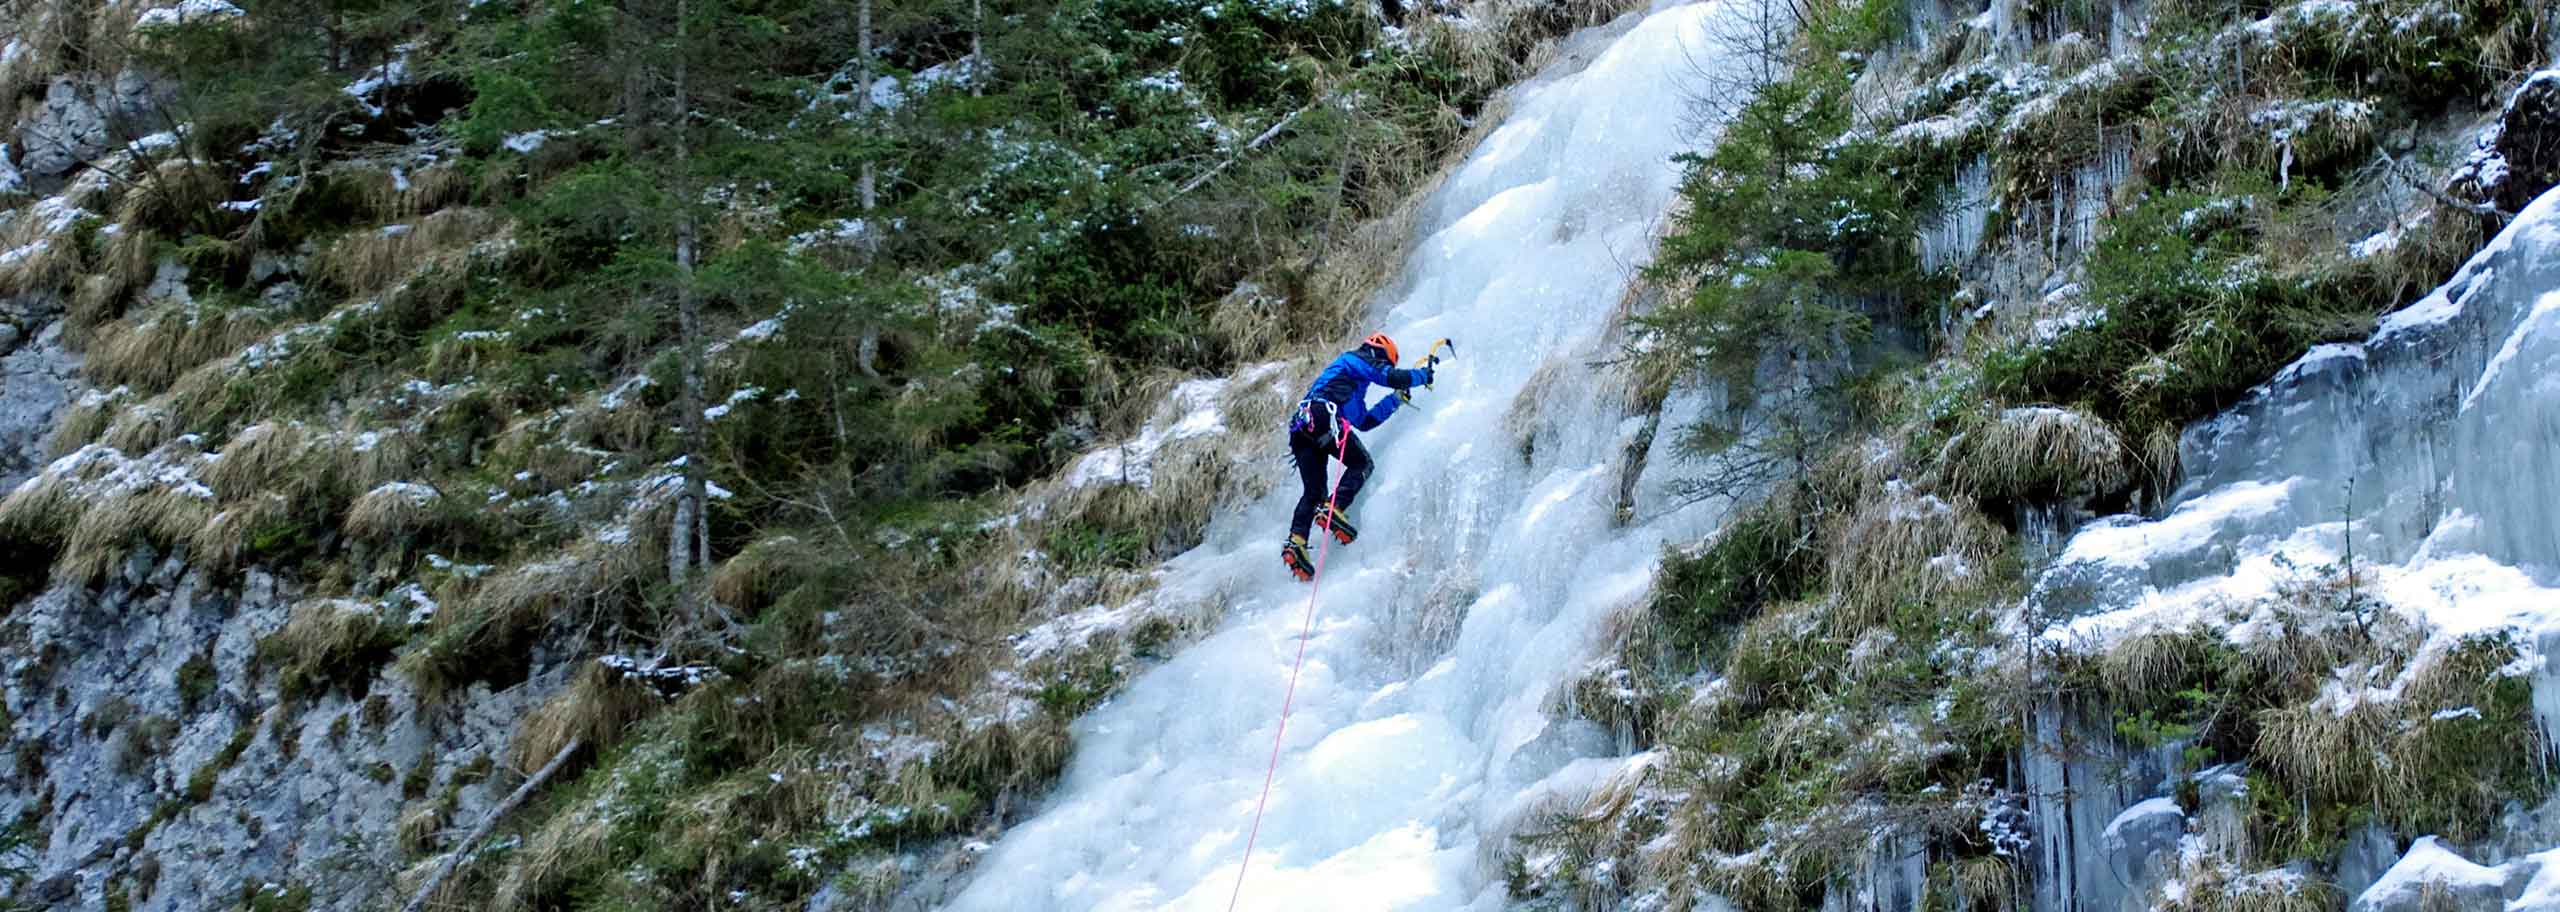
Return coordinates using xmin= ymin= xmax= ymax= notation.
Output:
xmin=1226 ymin=417 xmax=1352 ymax=912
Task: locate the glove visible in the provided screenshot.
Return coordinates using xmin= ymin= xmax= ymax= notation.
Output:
xmin=1412 ymin=365 xmax=1435 ymax=388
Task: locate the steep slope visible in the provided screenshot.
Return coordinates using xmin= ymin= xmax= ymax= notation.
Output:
xmin=0 ymin=0 xmax=1647 ymax=908
xmin=947 ymin=1 xmax=1741 ymax=906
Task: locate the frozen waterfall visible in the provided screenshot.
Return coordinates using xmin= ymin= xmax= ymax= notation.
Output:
xmin=945 ymin=1 xmax=1748 ymax=908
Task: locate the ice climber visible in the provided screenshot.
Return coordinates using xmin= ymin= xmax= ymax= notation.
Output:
xmin=1283 ymin=332 xmax=1435 ymax=581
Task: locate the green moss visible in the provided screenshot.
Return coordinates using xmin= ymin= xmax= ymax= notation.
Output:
xmin=1985 ymin=186 xmax=2375 ymax=445
xmin=174 ymin=652 xmax=217 ymax=713
xmin=402 ymin=754 xmax=435 ymax=800
xmin=239 ymin=881 xmax=312 ymax=912
xmin=1651 ymin=500 xmax=1822 ymax=663
xmin=186 ymin=725 xmax=256 ymax=804
xmin=1034 ymin=661 xmax=1124 ymax=719
xmin=456 ymin=753 xmax=495 ymax=787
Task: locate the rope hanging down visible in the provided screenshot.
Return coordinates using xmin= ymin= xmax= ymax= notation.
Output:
xmin=1225 ymin=416 xmax=1351 ymax=912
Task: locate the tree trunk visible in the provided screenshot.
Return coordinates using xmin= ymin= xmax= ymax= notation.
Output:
xmin=670 ymin=0 xmax=712 ymax=589
xmin=399 ymin=739 xmax=583 ymax=912
xmin=858 ymin=0 xmax=877 ymax=213
xmin=971 ymin=0 xmax=985 ymax=97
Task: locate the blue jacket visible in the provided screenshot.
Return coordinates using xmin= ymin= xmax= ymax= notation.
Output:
xmin=1302 ymin=345 xmax=1426 ymax=431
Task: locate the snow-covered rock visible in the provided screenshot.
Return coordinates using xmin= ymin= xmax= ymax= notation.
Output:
xmin=2102 ymin=796 xmax=2187 ymax=892
xmin=2351 ymin=837 xmax=2513 ymax=912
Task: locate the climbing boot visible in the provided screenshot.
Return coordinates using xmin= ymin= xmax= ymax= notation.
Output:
xmin=1282 ymin=535 xmax=1316 ymax=582
xmin=1311 ymin=503 xmax=1358 ymax=546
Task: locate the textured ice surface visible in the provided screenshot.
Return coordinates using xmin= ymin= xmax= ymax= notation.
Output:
xmin=945 ymin=2 xmax=1742 ymax=908
xmin=2026 ymin=187 xmax=2560 ymax=912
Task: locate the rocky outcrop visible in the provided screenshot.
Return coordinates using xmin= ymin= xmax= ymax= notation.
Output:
xmin=0 ymin=314 xmax=77 ymax=491
xmin=14 ymin=72 xmax=161 ymax=181
xmin=0 ymin=551 xmax=563 ymax=911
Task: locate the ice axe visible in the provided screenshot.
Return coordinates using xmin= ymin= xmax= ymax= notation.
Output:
xmin=1398 ymin=338 xmax=1454 ymax=403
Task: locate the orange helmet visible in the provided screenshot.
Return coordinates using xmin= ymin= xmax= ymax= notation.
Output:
xmin=1363 ymin=332 xmax=1399 ymax=364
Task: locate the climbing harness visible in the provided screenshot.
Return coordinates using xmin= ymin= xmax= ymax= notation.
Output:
xmin=1228 ymin=414 xmax=1351 ymax=912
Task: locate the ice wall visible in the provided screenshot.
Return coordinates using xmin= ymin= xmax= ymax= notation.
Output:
xmin=2023 ymin=187 xmax=2560 ymax=911
xmin=944 ymin=1 xmax=1747 ymax=908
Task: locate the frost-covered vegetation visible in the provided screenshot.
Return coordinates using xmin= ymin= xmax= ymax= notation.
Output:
xmin=0 ymin=0 xmax=1641 ymax=905
xmin=1515 ymin=0 xmax=2560 ymax=902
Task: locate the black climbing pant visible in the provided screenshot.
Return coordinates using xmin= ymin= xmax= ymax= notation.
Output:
xmin=1289 ymin=423 xmax=1372 ymax=543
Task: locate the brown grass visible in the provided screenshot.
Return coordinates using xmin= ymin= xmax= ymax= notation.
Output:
xmin=311 ymin=207 xmax=501 ymax=295
xmin=205 ymin=420 xmax=340 ymax=507
xmin=488 ymin=785 xmax=618 ymax=910
xmin=85 ymin=302 xmax=277 ymax=390
xmin=357 ymin=163 xmax=471 ymax=221
xmin=74 ymin=224 xmax=161 ymax=338
xmin=58 ymin=486 xmax=213 ymax=583
xmin=0 ymin=457 xmax=86 ymax=539
xmin=1951 ymin=855 xmax=2023 ymax=911
xmin=264 ymin=598 xmax=397 ymax=683
xmin=397 ymin=798 xmax=449 ymax=858
xmin=47 ymin=388 xmax=128 ymax=457
xmin=98 ymin=401 xmax=178 ymax=454
xmin=708 ymin=534 xmax=821 ymax=614
xmin=1929 ymin=405 xmax=2130 ymax=502
xmin=1825 ymin=486 xmax=2005 ymax=622
xmin=562 ymin=376 xmax=659 ymax=453
xmin=344 ymin=481 xmax=444 ymax=542
xmin=346 ymin=426 xmax=423 ymax=493
xmin=0 ymin=213 xmax=85 ymax=299
xmin=190 ymin=492 xmax=291 ymax=572
xmin=509 ymin=660 xmax=660 ymax=773
xmin=112 ymin=158 xmax=229 ymax=235
xmin=2098 ymin=628 xmax=2223 ymax=703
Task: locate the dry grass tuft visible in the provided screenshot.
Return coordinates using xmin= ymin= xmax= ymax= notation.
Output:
xmin=2099 ymin=628 xmax=2223 ymax=703
xmin=489 ymin=784 xmax=618 ymax=910
xmin=1928 ymin=405 xmax=2130 ymax=502
xmin=1951 ymin=855 xmax=2023 ymax=911
xmin=99 ymin=401 xmax=179 ymax=454
xmin=344 ymin=481 xmax=445 ymax=542
xmin=709 ymin=534 xmax=823 ymax=614
xmin=48 ymin=388 xmax=129 ymax=457
xmin=190 ymin=491 xmax=292 ymax=572
xmin=0 ymin=460 xmax=86 ymax=540
xmin=0 ymin=220 xmax=86 ymax=299
xmin=75 ymin=224 xmax=162 ymax=337
xmin=509 ymin=660 xmax=661 ymax=772
xmin=2157 ymin=857 xmax=2337 ymax=912
xmin=396 ymin=798 xmax=449 ymax=858
xmin=346 ymin=426 xmax=423 ymax=492
xmin=85 ymin=302 xmax=277 ymax=390
xmin=59 ymin=486 xmax=213 ymax=583
xmin=113 ymin=159 xmax=229 ymax=235
xmin=262 ymin=598 xmax=400 ymax=695
xmin=1825 ymin=486 xmax=2005 ymax=623
xmin=204 ymin=419 xmax=365 ymax=513
xmin=1205 ymin=282 xmax=1294 ymax=362
xmin=312 ymin=207 xmax=501 ymax=295
xmin=357 ymin=164 xmax=471 ymax=220
xmin=562 ymin=376 xmax=659 ymax=453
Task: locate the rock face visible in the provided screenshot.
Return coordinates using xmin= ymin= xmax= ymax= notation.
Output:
xmin=0 ymin=315 xmax=78 ymax=490
xmin=0 ymin=551 xmax=562 ymax=911
xmin=13 ymin=72 xmax=161 ymax=180
xmin=18 ymin=79 xmax=112 ymax=179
